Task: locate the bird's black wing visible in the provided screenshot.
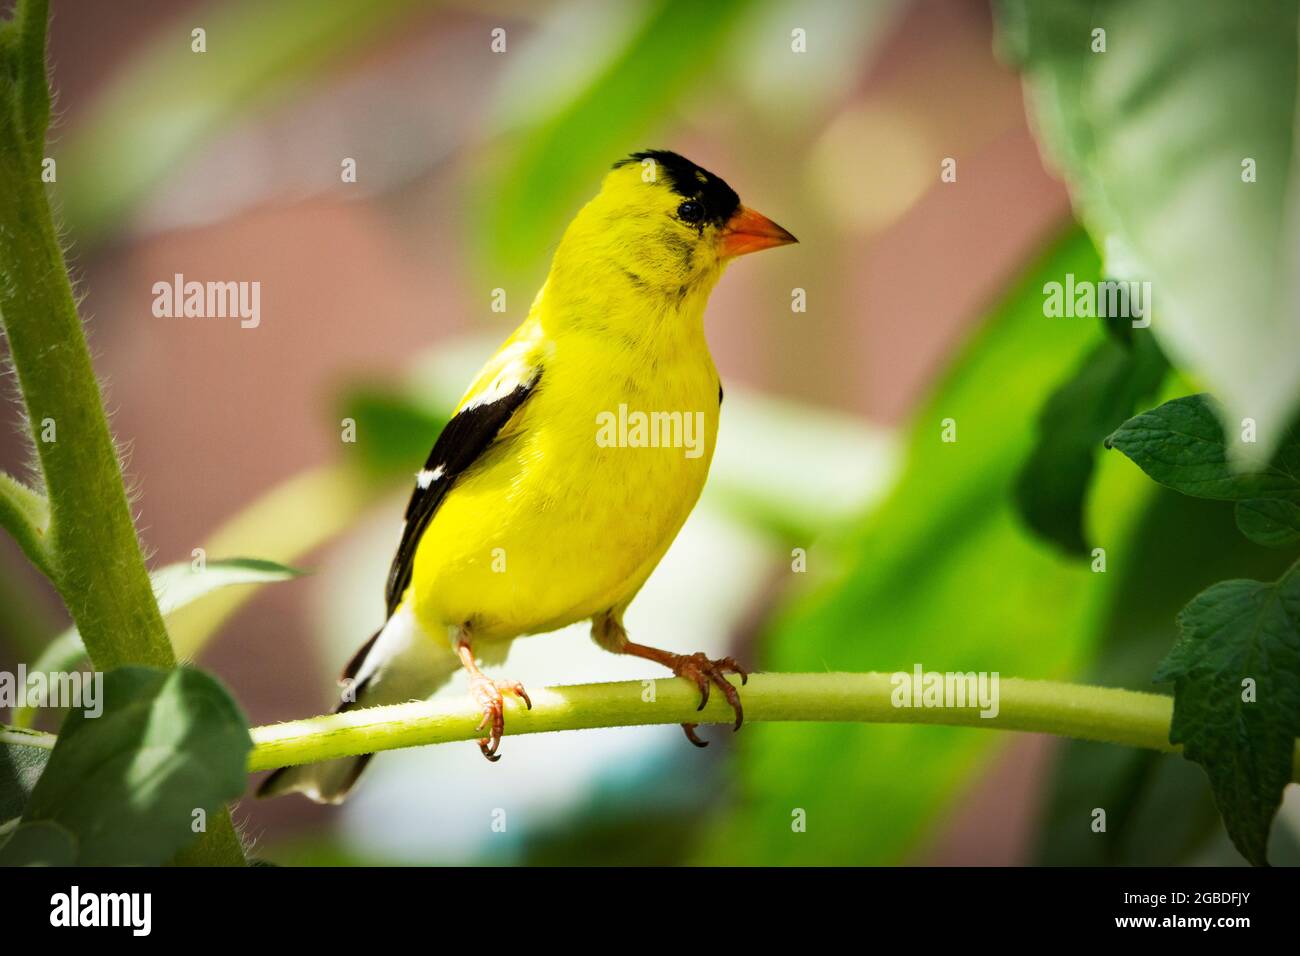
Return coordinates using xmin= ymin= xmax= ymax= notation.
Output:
xmin=384 ymin=372 xmax=540 ymax=617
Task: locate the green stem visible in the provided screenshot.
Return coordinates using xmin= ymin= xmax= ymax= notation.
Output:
xmin=0 ymin=0 xmax=243 ymax=865
xmin=244 ymin=673 xmax=1300 ymax=778
xmin=0 ymin=724 xmax=55 ymax=750
xmin=0 ymin=19 xmax=167 ymax=670
xmin=11 ymin=672 xmax=1299 ymax=779
xmin=0 ymin=471 xmax=54 ymax=580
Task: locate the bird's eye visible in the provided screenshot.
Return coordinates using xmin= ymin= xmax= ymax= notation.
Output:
xmin=676 ymin=200 xmax=704 ymax=224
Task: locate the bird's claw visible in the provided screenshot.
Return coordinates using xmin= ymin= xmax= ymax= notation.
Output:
xmin=670 ymin=652 xmax=747 ymax=746
xmin=468 ymin=675 xmax=531 ymax=762
xmin=682 ymin=722 xmax=709 ymax=748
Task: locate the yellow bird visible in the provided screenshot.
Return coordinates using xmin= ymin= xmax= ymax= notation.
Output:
xmin=260 ymin=150 xmax=796 ymax=802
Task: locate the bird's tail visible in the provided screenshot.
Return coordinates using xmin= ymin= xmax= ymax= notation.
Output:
xmin=256 ymin=604 xmax=459 ymax=804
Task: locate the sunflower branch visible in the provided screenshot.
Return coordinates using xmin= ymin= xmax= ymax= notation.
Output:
xmin=11 ymin=673 xmax=1298 ymax=778
xmin=243 ymin=672 xmax=1300 ymax=778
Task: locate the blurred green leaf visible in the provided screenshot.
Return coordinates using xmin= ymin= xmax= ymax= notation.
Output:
xmin=56 ymin=0 xmax=427 ymax=241
xmin=1037 ymin=749 xmax=1217 ymax=866
xmin=15 ymin=666 xmax=251 ymax=866
xmin=12 ymin=557 xmax=303 ymax=728
xmin=1015 ymin=334 xmax=1166 ymax=555
xmin=474 ymin=0 xmax=752 ymax=278
xmin=700 ymin=228 xmax=1153 ymax=864
xmin=150 ymin=557 xmax=307 ymax=615
xmin=0 ymin=820 xmax=76 ymax=866
xmin=1034 ymin=491 xmax=1294 ymax=865
xmin=997 ymin=0 xmax=1300 ymax=458
xmin=337 ymin=385 xmax=449 ymax=479
xmin=1155 ymin=560 xmax=1300 ymax=866
xmin=1235 ymin=499 xmax=1300 ymax=549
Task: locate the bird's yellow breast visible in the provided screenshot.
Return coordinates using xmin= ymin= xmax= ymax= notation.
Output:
xmin=409 ymin=318 xmax=720 ymax=644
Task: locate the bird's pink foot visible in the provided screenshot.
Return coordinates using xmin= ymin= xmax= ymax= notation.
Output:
xmin=458 ymin=639 xmax=531 ymax=761
xmin=467 ymin=673 xmax=531 ymax=761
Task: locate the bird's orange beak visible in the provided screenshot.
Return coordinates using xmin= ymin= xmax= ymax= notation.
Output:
xmin=718 ymin=205 xmax=798 ymax=258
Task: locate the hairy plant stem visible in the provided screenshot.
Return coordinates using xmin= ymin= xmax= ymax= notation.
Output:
xmin=242 ymin=673 xmax=1299 ymax=777
xmin=0 ymin=0 xmax=243 ymax=865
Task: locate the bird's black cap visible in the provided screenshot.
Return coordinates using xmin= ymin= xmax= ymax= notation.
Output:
xmin=614 ymin=149 xmax=741 ymax=227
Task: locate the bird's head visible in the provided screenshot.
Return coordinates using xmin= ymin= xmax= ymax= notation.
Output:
xmin=552 ymin=150 xmax=797 ymax=303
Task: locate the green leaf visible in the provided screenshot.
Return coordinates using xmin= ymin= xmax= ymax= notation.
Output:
xmin=1034 ymin=491 xmax=1296 ymax=864
xmin=150 ymin=557 xmax=306 ymax=617
xmin=0 ymin=728 xmax=52 ymax=823
xmin=11 ymin=557 xmax=303 ymax=729
xmin=0 ymin=820 xmax=76 ymax=866
xmin=1106 ymin=394 xmax=1300 ymax=502
xmin=996 ymin=0 xmax=1300 ymax=458
xmin=1155 ymin=561 xmax=1300 ymax=865
xmin=18 ymin=666 xmax=252 ymax=866
xmin=474 ymin=0 xmax=751 ymax=278
xmin=1015 ymin=334 xmax=1166 ymax=555
xmin=700 ymin=227 xmax=1152 ymax=864
xmin=1235 ymin=499 xmax=1300 ymax=549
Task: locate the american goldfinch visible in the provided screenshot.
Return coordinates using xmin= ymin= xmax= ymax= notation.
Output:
xmin=260 ymin=150 xmax=796 ymax=803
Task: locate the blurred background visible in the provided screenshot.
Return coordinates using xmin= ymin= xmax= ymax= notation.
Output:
xmin=2 ymin=0 xmax=1295 ymax=865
